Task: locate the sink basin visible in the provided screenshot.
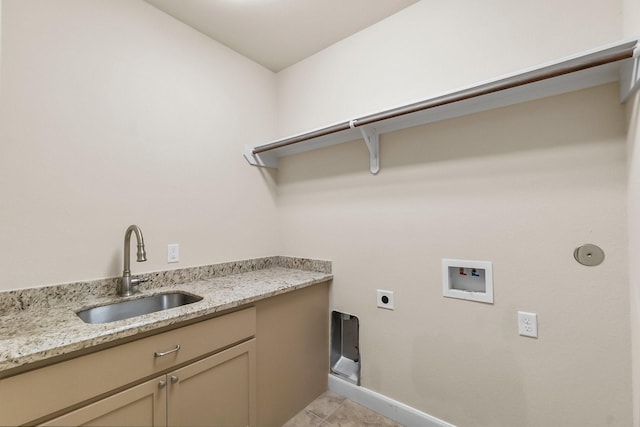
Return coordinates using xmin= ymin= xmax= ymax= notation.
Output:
xmin=77 ymin=292 xmax=203 ymax=324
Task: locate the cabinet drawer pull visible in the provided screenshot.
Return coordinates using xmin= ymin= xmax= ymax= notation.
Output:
xmin=154 ymin=344 xmax=181 ymax=357
xmin=170 ymin=375 xmax=179 ymax=384
xmin=158 ymin=380 xmax=166 ymax=389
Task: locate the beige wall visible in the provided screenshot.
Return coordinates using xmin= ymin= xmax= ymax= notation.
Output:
xmin=0 ymin=0 xmax=279 ymax=291
xmin=278 ymin=84 xmax=630 ymax=426
xmin=624 ymin=0 xmax=640 ymax=425
xmin=628 ymin=90 xmax=640 ymax=427
xmin=623 ymin=0 xmax=640 ymax=38
xmin=0 ymin=1 xmax=2 ymax=89
xmin=276 ymin=1 xmax=630 ymax=425
xmin=624 ymin=0 xmax=640 ymax=424
xmin=275 ymin=0 xmax=622 ymax=137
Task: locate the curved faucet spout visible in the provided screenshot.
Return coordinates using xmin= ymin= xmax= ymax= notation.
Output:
xmin=126 ymin=224 xmax=147 ymax=265
xmin=119 ymin=225 xmax=148 ymax=296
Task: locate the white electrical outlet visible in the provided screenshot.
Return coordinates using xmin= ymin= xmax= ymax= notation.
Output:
xmin=377 ymin=290 xmax=394 ymax=310
xmin=168 ymin=244 xmax=179 ymax=263
xmin=518 ymin=311 xmax=538 ymax=338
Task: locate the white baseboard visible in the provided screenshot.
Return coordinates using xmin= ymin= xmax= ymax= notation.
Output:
xmin=328 ymin=374 xmax=456 ymax=427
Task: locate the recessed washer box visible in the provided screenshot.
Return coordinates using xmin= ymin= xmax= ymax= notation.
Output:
xmin=442 ymin=259 xmax=493 ymax=304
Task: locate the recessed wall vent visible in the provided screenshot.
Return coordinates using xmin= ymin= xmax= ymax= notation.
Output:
xmin=330 ymin=311 xmax=360 ymax=385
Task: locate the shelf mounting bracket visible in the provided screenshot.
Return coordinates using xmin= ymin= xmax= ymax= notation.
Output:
xmin=621 ymin=49 xmax=640 ymax=102
xmin=243 ymin=145 xmax=278 ymax=169
xmin=359 ymin=126 xmax=380 ymax=175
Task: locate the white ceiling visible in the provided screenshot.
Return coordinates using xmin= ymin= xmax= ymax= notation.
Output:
xmin=144 ymin=0 xmax=418 ymax=72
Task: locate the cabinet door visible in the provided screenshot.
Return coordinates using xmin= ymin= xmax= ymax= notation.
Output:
xmin=41 ymin=376 xmax=167 ymax=427
xmin=167 ymin=339 xmax=256 ymax=427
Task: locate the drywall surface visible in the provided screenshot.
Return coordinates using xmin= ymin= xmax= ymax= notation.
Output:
xmin=628 ymin=91 xmax=640 ymax=427
xmin=624 ymin=1 xmax=640 ymax=425
xmin=276 ymin=3 xmax=629 ymax=424
xmin=275 ymin=0 xmax=622 ymax=138
xmin=623 ymin=0 xmax=640 ymax=38
xmin=0 ymin=0 xmax=279 ymax=291
xmin=278 ymin=84 xmax=631 ymax=426
xmin=0 ymin=1 xmax=2 ymax=90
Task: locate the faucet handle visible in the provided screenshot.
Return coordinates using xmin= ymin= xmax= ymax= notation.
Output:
xmin=131 ymin=276 xmax=151 ymax=287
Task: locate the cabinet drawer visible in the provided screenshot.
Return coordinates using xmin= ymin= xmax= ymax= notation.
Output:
xmin=0 ymin=307 xmax=256 ymax=426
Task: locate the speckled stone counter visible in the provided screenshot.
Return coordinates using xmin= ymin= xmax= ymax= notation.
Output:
xmin=0 ymin=256 xmax=332 ymax=375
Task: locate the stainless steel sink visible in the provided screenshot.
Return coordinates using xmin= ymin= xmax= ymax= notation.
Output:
xmin=77 ymin=292 xmax=203 ymax=324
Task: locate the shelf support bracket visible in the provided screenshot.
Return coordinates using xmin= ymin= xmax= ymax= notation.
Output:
xmin=359 ymin=126 xmax=380 ymax=175
xmin=621 ymin=50 xmax=640 ymax=102
xmin=243 ymin=145 xmax=278 ymax=169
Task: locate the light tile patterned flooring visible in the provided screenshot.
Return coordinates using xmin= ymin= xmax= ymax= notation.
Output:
xmin=283 ymin=391 xmax=404 ymax=427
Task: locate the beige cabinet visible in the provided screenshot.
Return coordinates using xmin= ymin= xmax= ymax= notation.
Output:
xmin=0 ymin=284 xmax=330 ymax=427
xmin=255 ymin=283 xmax=330 ymax=427
xmin=0 ymin=307 xmax=256 ymax=426
xmin=42 ymin=339 xmax=256 ymax=427
xmin=168 ymin=339 xmax=256 ymax=427
xmin=41 ymin=376 xmax=167 ymax=427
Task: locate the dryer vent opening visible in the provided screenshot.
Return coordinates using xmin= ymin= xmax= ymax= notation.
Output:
xmin=330 ymin=311 xmax=360 ymax=385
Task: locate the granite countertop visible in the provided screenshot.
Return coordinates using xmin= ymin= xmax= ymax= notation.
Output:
xmin=0 ymin=257 xmax=332 ymax=374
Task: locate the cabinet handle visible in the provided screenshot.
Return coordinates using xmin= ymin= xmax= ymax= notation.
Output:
xmin=158 ymin=380 xmax=166 ymax=389
xmin=170 ymin=375 xmax=179 ymax=384
xmin=154 ymin=344 xmax=181 ymax=357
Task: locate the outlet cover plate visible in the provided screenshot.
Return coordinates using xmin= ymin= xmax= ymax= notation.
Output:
xmin=168 ymin=244 xmax=179 ymax=263
xmin=377 ymin=289 xmax=394 ymax=310
xmin=518 ymin=311 xmax=538 ymax=338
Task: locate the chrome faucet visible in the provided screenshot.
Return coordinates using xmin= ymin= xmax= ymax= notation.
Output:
xmin=118 ymin=224 xmax=149 ymax=297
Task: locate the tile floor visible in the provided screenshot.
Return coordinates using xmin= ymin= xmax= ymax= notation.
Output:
xmin=282 ymin=391 xmax=404 ymax=427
